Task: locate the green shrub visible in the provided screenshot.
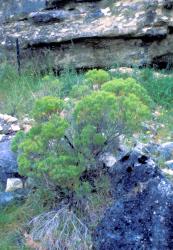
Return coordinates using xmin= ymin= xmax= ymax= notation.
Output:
xmin=74 ymin=90 xmax=151 ymax=159
xmin=32 ymin=96 xmax=64 ymax=120
xmin=69 ymin=84 xmax=92 ymax=99
xmin=13 ymin=73 xmax=152 ymax=201
xmin=74 ymin=91 xmax=118 ymax=126
xmin=74 ymin=91 xmax=119 ymax=159
xmin=101 ymin=77 xmax=152 ymax=106
xmin=11 ymin=131 xmax=26 ymax=153
xmin=14 ymin=97 xmax=83 ymax=192
xmin=117 ymin=93 xmax=151 ymax=130
xmin=85 ymin=69 xmax=110 ymax=86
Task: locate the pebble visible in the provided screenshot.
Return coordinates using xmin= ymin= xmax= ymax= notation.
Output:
xmin=10 ymin=124 xmax=20 ymax=132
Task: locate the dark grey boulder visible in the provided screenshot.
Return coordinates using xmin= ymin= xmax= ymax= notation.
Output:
xmin=0 ymin=139 xmax=18 ymax=190
xmin=93 ymin=150 xmax=173 ymax=250
xmin=163 ymin=0 xmax=173 ymax=9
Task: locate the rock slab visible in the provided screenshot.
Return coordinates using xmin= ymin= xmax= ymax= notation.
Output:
xmin=1 ymin=0 xmax=173 ymax=69
xmin=93 ymin=150 xmax=173 ymax=250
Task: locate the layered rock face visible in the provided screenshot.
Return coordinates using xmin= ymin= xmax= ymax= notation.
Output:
xmin=1 ymin=0 xmax=173 ymax=69
xmin=93 ymin=150 xmax=173 ymax=250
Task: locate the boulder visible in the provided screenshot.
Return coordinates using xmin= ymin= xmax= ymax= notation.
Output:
xmin=99 ymin=153 xmax=117 ymax=168
xmin=0 ymin=190 xmax=27 ymax=208
xmin=0 ymin=114 xmax=29 ymax=208
xmin=0 ymin=140 xmax=18 ymax=190
xmin=1 ymin=0 xmax=173 ymax=69
xmin=0 ymin=114 xmax=21 ymax=191
xmin=93 ymin=150 xmax=173 ymax=250
xmin=5 ymin=178 xmax=23 ymax=192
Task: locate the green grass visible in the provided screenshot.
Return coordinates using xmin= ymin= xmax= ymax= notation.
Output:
xmin=110 ymin=67 xmax=173 ymax=109
xmin=0 ymin=63 xmax=41 ymax=117
xmin=133 ymin=68 xmax=173 ymax=109
xmin=0 ymin=63 xmax=173 ymax=118
xmin=0 ymin=203 xmax=29 ymax=250
xmin=0 ymin=185 xmax=57 ymax=249
xmin=0 ymin=63 xmax=84 ymax=118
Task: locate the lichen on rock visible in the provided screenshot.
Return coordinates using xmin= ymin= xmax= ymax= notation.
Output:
xmin=93 ymin=150 xmax=173 ymax=250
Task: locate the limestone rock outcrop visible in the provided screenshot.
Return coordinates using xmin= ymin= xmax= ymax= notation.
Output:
xmin=1 ymin=0 xmax=173 ymax=69
xmin=93 ymin=150 xmax=173 ymax=250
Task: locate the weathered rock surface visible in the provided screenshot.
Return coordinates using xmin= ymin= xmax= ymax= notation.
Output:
xmin=1 ymin=0 xmax=173 ymax=69
xmin=93 ymin=150 xmax=173 ymax=250
xmin=0 ymin=114 xmax=21 ymax=191
xmin=0 ymin=140 xmax=18 ymax=190
xmin=5 ymin=178 xmax=23 ymax=192
xmin=0 ymin=114 xmax=29 ymax=207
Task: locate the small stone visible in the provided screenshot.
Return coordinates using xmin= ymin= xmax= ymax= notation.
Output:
xmin=165 ymin=160 xmax=173 ymax=169
xmin=93 ymin=84 xmax=99 ymax=90
xmin=110 ymin=67 xmax=133 ymax=75
xmin=22 ymin=117 xmax=33 ymax=124
xmin=64 ymin=97 xmax=70 ymax=102
xmin=7 ymin=116 xmax=18 ymax=123
xmin=162 ymin=168 xmax=173 ymax=176
xmin=5 ymin=178 xmax=23 ymax=192
xmin=3 ymin=114 xmax=11 ymax=122
xmin=154 ymin=111 xmax=161 ymax=117
xmin=10 ymin=124 xmax=20 ymax=132
xmin=100 ymin=153 xmax=117 ymax=167
xmin=0 ymin=125 xmax=3 ymax=132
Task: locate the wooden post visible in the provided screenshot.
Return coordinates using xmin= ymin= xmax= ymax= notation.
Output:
xmin=16 ymin=38 xmax=21 ymax=75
